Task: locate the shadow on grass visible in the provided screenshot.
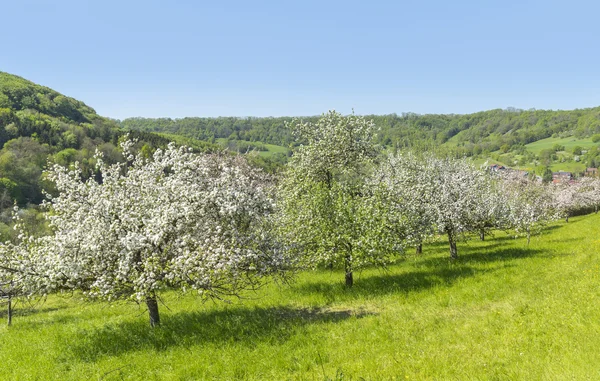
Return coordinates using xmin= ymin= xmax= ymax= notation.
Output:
xmin=418 ymin=246 xmax=545 ymax=270
xmin=296 ymin=247 xmax=543 ymax=302
xmin=426 ymin=224 xmax=563 ymax=247
xmin=66 ymin=305 xmax=375 ymax=361
xmin=298 ymin=266 xmax=479 ymax=299
xmin=0 ymin=304 xmax=64 ymax=319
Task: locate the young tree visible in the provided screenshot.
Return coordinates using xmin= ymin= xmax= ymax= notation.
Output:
xmin=36 ymin=140 xmax=285 ymax=326
xmin=277 ymin=111 xmax=402 ymax=287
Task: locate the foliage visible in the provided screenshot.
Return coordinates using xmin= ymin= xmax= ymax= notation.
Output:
xmin=120 ymin=107 xmax=600 ymax=162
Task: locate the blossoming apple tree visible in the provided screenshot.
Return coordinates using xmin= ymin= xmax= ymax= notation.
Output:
xmin=498 ymin=172 xmax=556 ymax=244
xmin=277 ymin=111 xmax=403 ymax=287
xmin=37 ymin=140 xmax=285 ymax=326
xmin=373 ymin=152 xmax=434 ymax=254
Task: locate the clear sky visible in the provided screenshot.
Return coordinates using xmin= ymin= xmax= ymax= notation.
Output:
xmin=3 ymin=0 xmax=600 ymax=119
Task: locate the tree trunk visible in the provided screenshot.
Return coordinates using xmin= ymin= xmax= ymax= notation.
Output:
xmin=526 ymin=227 xmax=531 ymax=246
xmin=565 ymin=214 xmax=569 ymax=223
xmin=7 ymin=295 xmax=12 ymax=327
xmin=415 ymin=243 xmax=422 ymax=255
xmin=480 ymin=229 xmax=485 ymax=241
xmin=344 ymin=255 xmax=353 ymax=288
xmin=447 ymin=231 xmax=458 ymax=260
xmin=146 ymin=295 xmax=160 ymax=327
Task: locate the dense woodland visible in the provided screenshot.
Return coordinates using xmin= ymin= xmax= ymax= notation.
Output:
xmin=120 ymin=107 xmax=600 ymax=159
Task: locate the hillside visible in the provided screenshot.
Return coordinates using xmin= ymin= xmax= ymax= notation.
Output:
xmin=121 ymin=107 xmax=600 ymax=173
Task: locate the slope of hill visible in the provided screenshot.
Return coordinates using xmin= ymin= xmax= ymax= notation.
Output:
xmin=121 ymin=107 xmax=600 ymax=172
xmin=0 ymin=72 xmax=190 ymax=232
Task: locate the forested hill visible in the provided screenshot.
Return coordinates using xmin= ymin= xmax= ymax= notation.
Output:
xmin=0 ymin=72 xmax=181 ymax=212
xmin=0 ymin=71 xmax=120 ymax=147
xmin=120 ymin=107 xmax=600 ymax=156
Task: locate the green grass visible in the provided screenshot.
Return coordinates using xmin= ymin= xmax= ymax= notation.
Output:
xmin=525 ymin=136 xmax=597 ymax=154
xmin=2 ymin=215 xmax=600 ymax=379
xmin=257 ymin=143 xmax=288 ymax=157
xmin=549 ymin=161 xmax=587 ymax=173
xmin=215 ymin=138 xmax=288 ymax=158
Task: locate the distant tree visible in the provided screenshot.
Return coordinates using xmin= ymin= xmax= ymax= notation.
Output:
xmin=541 ymin=167 xmax=554 ymax=183
xmin=499 ymin=173 xmax=556 ymax=244
xmin=577 ymin=177 xmax=600 ymax=213
xmin=552 ymin=181 xmax=585 ymax=222
xmin=539 ymin=149 xmax=556 ymax=166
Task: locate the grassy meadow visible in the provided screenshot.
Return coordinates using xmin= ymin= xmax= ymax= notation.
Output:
xmin=525 ymin=136 xmax=596 ymax=155
xmin=1 ymin=214 xmax=600 ymax=380
xmin=215 ymin=138 xmax=289 ymax=158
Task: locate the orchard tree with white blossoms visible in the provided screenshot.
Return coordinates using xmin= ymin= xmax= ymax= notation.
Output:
xmin=498 ymin=172 xmax=556 ymax=245
xmin=37 ymin=140 xmax=286 ymax=326
xmin=277 ymin=111 xmax=404 ymax=287
xmin=373 ymin=152 xmax=435 ymax=254
xmin=420 ymin=156 xmax=498 ymax=259
xmin=552 ymin=181 xmax=583 ymax=223
xmin=577 ymin=176 xmax=600 ymax=213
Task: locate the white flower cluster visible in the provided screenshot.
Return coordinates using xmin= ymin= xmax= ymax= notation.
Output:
xmin=498 ymin=172 xmax=557 ymax=244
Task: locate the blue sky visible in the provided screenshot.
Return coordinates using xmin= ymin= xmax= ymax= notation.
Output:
xmin=3 ymin=0 xmax=600 ymax=119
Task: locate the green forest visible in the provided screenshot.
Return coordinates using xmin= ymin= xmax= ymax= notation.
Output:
xmin=120 ymin=106 xmax=600 ymax=169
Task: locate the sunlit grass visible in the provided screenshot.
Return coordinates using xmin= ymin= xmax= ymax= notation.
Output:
xmin=525 ymin=136 xmax=596 ymax=154
xmin=1 ymin=214 xmax=600 ymax=379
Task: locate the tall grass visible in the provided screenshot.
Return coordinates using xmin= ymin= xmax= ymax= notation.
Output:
xmin=1 ymin=214 xmax=599 ymax=380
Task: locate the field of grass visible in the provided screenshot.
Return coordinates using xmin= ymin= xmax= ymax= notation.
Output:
xmin=549 ymin=161 xmax=587 ymax=173
xmin=525 ymin=136 xmax=597 ymax=154
xmin=215 ymin=138 xmax=288 ymax=158
xmin=2 ymin=214 xmax=600 ymax=380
